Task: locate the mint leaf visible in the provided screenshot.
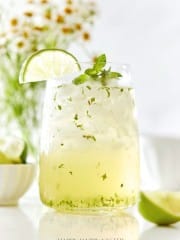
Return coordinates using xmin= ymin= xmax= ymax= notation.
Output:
xmin=107 ymin=72 xmax=122 ymax=79
xmin=93 ymin=54 xmax=106 ymax=71
xmin=85 ymin=68 xmax=97 ymax=76
xmin=72 ymin=54 xmax=123 ymax=86
xmin=73 ymin=74 xmax=89 ymax=85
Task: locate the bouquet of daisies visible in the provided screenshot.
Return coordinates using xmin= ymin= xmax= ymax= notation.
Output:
xmin=0 ymin=0 xmax=97 ymax=154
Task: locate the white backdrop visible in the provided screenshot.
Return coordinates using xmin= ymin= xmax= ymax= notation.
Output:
xmin=89 ymin=0 xmax=180 ymax=137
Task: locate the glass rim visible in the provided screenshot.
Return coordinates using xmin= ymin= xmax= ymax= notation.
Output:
xmin=45 ymin=75 xmax=132 ymax=88
xmin=74 ymin=62 xmax=131 ymax=68
xmin=75 ymin=61 xmax=130 ymax=64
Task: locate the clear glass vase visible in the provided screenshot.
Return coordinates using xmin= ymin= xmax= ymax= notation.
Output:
xmin=39 ymin=64 xmax=140 ymax=213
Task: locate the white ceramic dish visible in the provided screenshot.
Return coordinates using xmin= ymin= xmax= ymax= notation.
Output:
xmin=0 ymin=164 xmax=35 ymax=205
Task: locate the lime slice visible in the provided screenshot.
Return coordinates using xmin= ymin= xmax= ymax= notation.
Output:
xmin=0 ymin=136 xmax=27 ymax=164
xmin=139 ymin=191 xmax=180 ymax=225
xmin=19 ymin=49 xmax=80 ymax=83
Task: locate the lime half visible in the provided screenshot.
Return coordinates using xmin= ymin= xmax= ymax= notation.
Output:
xmin=139 ymin=191 xmax=180 ymax=225
xmin=0 ymin=136 xmax=27 ymax=164
xmin=19 ymin=49 xmax=80 ymax=83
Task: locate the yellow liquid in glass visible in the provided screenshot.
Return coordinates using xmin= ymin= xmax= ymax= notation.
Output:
xmin=40 ymin=143 xmax=139 ymax=210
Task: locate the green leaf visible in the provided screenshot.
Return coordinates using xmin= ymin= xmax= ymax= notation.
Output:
xmin=107 ymin=72 xmax=122 ymax=79
xmin=73 ymin=74 xmax=89 ymax=85
xmin=85 ymin=68 xmax=97 ymax=76
xmin=72 ymin=53 xmax=123 ymax=86
xmin=93 ymin=54 xmax=106 ymax=71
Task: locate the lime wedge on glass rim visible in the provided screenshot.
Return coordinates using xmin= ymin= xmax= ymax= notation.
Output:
xmin=19 ymin=49 xmax=80 ymax=83
xmin=138 ymin=191 xmax=180 ymax=225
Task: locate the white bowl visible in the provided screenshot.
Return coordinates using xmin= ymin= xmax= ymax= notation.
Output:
xmin=0 ymin=164 xmax=35 ymax=205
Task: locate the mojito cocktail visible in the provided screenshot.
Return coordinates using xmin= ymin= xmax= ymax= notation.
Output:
xmin=39 ymin=62 xmax=140 ymax=212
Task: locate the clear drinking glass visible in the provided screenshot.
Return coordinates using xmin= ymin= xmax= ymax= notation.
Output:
xmin=39 ymin=64 xmax=140 ymax=213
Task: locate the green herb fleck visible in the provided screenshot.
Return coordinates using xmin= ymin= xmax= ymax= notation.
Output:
xmin=69 ymin=171 xmax=73 ymax=175
xmin=53 ymin=93 xmax=57 ymax=101
xmin=86 ymin=85 xmax=91 ymax=90
xmin=75 ymin=123 xmax=84 ymax=130
xmin=83 ymin=135 xmax=96 ymax=141
xmin=81 ymin=87 xmax=85 ymax=95
xmin=96 ymin=162 xmax=100 ymax=168
xmin=120 ymin=183 xmax=124 ymax=188
xmin=60 ymin=143 xmax=64 ymax=146
xmin=100 ymin=86 xmax=111 ymax=97
xmin=74 ymin=114 xmax=78 ymax=120
xmin=58 ymin=163 xmax=64 ymax=169
xmin=101 ymin=173 xmax=107 ymax=180
xmin=88 ymin=97 xmax=96 ymax=105
xmin=57 ymin=105 xmax=62 ymax=110
xmin=73 ymin=54 xmax=122 ymax=86
xmin=86 ymin=110 xmax=92 ymax=118
xmin=67 ymin=97 xmax=72 ymax=102
xmin=114 ymin=193 xmax=118 ymax=198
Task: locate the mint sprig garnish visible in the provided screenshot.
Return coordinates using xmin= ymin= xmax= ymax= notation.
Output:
xmin=73 ymin=54 xmax=122 ymax=85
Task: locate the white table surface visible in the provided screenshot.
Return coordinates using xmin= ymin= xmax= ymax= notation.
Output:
xmin=0 ymin=196 xmax=179 ymax=240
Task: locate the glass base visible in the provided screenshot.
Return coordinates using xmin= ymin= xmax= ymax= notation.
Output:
xmin=55 ymin=206 xmax=136 ymax=216
xmin=40 ymin=192 xmax=138 ymax=215
xmin=42 ymin=201 xmax=137 ymax=215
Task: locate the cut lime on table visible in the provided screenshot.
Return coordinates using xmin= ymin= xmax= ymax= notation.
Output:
xmin=19 ymin=49 xmax=80 ymax=83
xmin=139 ymin=191 xmax=180 ymax=225
xmin=0 ymin=136 xmax=27 ymax=164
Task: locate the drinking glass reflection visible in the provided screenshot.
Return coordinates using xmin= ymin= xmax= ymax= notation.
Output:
xmin=39 ymin=211 xmax=139 ymax=240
